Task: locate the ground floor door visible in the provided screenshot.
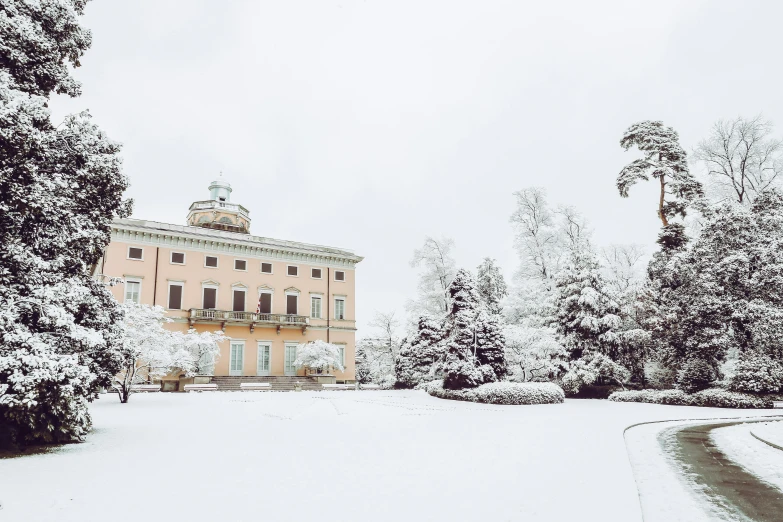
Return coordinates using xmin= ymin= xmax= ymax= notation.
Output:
xmin=284 ymin=344 xmax=297 ymax=376
xmin=257 ymin=342 xmax=271 ymax=376
xmin=229 ymin=342 xmax=244 ymax=376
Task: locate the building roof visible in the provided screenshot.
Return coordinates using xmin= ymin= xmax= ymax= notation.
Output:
xmin=112 ymin=218 xmax=364 ymax=267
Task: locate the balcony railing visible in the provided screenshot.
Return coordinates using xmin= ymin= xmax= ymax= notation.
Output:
xmin=188 ymin=200 xmax=250 ymax=217
xmin=188 ymin=308 xmax=309 ymax=333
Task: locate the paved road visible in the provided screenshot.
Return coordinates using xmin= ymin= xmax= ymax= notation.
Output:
xmin=672 ymin=421 xmax=783 ymax=522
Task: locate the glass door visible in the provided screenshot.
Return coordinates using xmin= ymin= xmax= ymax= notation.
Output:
xmin=229 ymin=342 xmax=244 ymax=376
xmin=257 ymin=342 xmax=271 ymax=376
xmin=284 ymin=344 xmax=297 ymax=376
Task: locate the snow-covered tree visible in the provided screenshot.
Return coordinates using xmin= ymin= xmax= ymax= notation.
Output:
xmin=355 ymin=311 xmax=402 ymax=387
xmin=640 ymin=191 xmax=783 ymax=392
xmin=441 ymin=269 xmax=504 ymax=389
xmin=474 ymin=310 xmax=507 ymax=380
xmin=695 ymin=116 xmax=783 ymax=205
xmin=174 ymin=328 xmax=227 ymax=376
xmin=509 ymin=187 xmax=562 ymax=282
xmin=294 ymin=340 xmax=345 ymax=373
xmin=395 ymin=315 xmax=444 ymax=388
xmin=618 ymin=121 xmax=704 ymax=227
xmin=476 ymin=258 xmax=508 ymax=315
xmin=407 ymin=236 xmax=456 ymax=320
xmin=503 ymin=324 xmax=567 ymax=382
xmin=0 ymin=0 xmax=130 ymax=445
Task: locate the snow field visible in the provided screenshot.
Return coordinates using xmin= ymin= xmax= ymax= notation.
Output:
xmin=711 ymin=421 xmax=783 ymax=492
xmin=1 ymin=392 xmax=780 ymax=522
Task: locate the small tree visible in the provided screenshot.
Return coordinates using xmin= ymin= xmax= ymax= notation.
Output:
xmin=175 ymin=328 xmax=226 ymax=375
xmin=294 ymin=340 xmax=345 ymax=374
xmin=476 ymin=258 xmax=508 ymax=315
xmin=618 ymin=120 xmax=704 ymax=227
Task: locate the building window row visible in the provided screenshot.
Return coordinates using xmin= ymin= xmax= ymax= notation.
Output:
xmin=226 ymin=340 xmax=347 ymax=376
xmin=155 ymin=282 xmax=347 ymax=319
xmin=126 ymin=246 xmax=346 ymax=281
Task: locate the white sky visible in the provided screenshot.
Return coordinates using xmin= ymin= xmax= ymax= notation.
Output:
xmin=50 ymin=0 xmax=783 ymax=331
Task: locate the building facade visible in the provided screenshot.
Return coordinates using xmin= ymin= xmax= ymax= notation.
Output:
xmin=97 ymin=178 xmax=363 ymax=384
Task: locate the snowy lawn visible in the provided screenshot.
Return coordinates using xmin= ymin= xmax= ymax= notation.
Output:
xmin=1 ymin=391 xmax=780 ymax=522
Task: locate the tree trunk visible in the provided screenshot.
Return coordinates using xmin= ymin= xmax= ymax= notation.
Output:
xmin=658 ymin=176 xmax=668 ymax=227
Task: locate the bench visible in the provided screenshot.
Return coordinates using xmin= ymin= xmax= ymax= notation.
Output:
xmin=183 ymin=384 xmax=218 ymax=392
xmin=240 ymin=382 xmax=271 ymax=391
xmin=322 ymin=383 xmax=354 ymax=390
xmin=774 ymin=401 xmax=783 ymax=409
xmin=360 ymin=384 xmax=381 ymax=390
xmin=131 ymin=384 xmax=161 ymax=392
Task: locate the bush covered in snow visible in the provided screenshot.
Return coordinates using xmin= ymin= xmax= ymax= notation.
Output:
xmin=428 ymin=381 xmax=565 ymax=405
xmin=728 ymin=352 xmax=783 ymax=394
xmin=608 ymin=389 xmax=773 ymax=409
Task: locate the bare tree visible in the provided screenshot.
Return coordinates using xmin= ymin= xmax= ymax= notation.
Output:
xmin=555 ymin=205 xmax=591 ymax=254
xmin=695 ymin=115 xmax=783 ymax=205
xmin=509 ymin=187 xmax=560 ymax=281
xmin=600 ymin=244 xmax=646 ymax=295
xmin=356 ymin=311 xmax=402 ymax=386
xmin=409 ymin=236 xmax=456 ymax=317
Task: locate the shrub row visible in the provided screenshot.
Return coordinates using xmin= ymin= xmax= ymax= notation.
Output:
xmin=427 ymin=381 xmax=565 ymax=405
xmin=608 ymin=388 xmax=774 ymax=409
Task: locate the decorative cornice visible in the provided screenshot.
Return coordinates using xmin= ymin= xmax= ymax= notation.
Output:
xmin=111 ymin=218 xmax=363 ymax=269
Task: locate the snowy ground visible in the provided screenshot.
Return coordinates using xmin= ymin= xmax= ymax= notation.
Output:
xmin=0 ymin=391 xmax=780 ymax=522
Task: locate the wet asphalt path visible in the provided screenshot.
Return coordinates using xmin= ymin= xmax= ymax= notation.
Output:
xmin=672 ymin=421 xmax=783 ymax=521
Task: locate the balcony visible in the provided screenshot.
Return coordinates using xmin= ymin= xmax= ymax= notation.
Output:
xmin=188 ymin=200 xmax=250 ymax=217
xmin=188 ymin=309 xmax=309 ymax=334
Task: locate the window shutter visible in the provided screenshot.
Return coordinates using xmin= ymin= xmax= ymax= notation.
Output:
xmin=259 ymin=293 xmax=272 ymax=314
xmin=203 ymin=288 xmax=217 ymax=309
xmin=261 ymin=263 xmax=272 ymax=273
xmin=233 ymin=290 xmax=246 ymax=312
xmin=286 ymin=294 xmax=298 ymax=315
xmin=168 ymin=285 xmax=182 ymax=310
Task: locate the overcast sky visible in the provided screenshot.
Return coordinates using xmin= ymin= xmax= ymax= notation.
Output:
xmin=50 ymin=0 xmax=783 ymax=332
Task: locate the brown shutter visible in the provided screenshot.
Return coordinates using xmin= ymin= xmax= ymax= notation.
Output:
xmin=286 ymin=294 xmax=298 ymax=315
xmin=261 ymin=263 xmax=272 ymax=273
xmin=233 ymin=290 xmax=245 ymax=312
xmin=128 ymin=247 xmax=143 ymax=259
xmin=171 ymin=252 xmax=184 ymax=264
xmin=260 ymin=293 xmax=272 ymax=314
xmin=168 ymin=285 xmax=182 ymax=310
xmin=205 ymin=256 xmax=218 ymax=268
xmin=203 ymin=288 xmax=217 ymax=309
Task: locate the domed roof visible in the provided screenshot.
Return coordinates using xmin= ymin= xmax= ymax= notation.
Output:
xmin=208 ymin=178 xmax=231 ymax=190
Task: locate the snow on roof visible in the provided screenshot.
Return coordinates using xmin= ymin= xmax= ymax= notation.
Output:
xmin=112 ymin=218 xmax=363 ymax=263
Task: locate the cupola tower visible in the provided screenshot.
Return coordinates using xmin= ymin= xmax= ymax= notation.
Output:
xmin=186 ymin=175 xmax=251 ymax=234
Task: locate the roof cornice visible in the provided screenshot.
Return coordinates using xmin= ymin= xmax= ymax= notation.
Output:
xmin=111 ymin=218 xmax=363 ymax=268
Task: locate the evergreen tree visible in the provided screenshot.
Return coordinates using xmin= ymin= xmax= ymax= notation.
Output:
xmin=618 ymin=121 xmax=704 ymax=227
xmin=394 ymin=315 xmax=444 ymax=388
xmin=0 ymin=1 xmax=129 ymax=445
xmin=476 ymin=258 xmax=508 ymax=315
xmin=641 ymin=191 xmax=783 ymax=392
xmin=474 ymin=310 xmax=507 ymax=380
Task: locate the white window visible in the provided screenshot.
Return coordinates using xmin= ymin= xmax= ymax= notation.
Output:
xmin=124 ymin=280 xmax=141 ymax=304
xmin=170 ymin=252 xmax=185 ymax=264
xmin=337 ymin=345 xmax=346 ymax=367
xmin=311 ymin=268 xmax=322 ymax=279
xmin=234 ymin=259 xmax=247 ymax=271
xmin=334 ymin=297 xmax=346 ymax=320
xmin=229 ymin=341 xmax=244 ymax=376
xmin=261 ymin=262 xmax=273 ymax=274
xmin=167 ymin=282 xmax=184 ymax=310
xmin=334 ymin=270 xmax=345 ymax=282
xmin=287 ymin=265 xmax=299 ymax=277
xmin=205 ymin=255 xmax=218 ymax=268
xmin=127 ymin=246 xmax=143 ymax=260
xmin=310 ymin=296 xmax=322 ymax=318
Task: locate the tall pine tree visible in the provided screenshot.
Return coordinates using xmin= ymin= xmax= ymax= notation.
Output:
xmin=0 ymin=0 xmax=130 ymax=445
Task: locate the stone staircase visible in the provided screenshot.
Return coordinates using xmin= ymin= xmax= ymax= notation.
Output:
xmin=209 ymin=375 xmax=323 ymax=392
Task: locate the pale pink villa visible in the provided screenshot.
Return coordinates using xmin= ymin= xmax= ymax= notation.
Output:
xmin=96 ymin=178 xmax=363 ymax=390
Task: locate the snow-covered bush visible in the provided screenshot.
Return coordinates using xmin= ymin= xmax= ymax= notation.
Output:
xmin=728 ymin=352 xmax=783 ymax=394
xmin=504 ymin=324 xmax=568 ymax=383
xmin=643 ymin=361 xmax=677 ymax=390
xmin=294 ymin=340 xmax=345 ymax=373
xmin=609 ymin=389 xmax=772 ymax=409
xmin=395 ymin=315 xmax=444 ymax=388
xmin=677 ymin=359 xmax=716 ymax=393
xmin=560 ymin=352 xmax=631 ymax=395
xmin=428 ymin=381 xmax=565 ymax=405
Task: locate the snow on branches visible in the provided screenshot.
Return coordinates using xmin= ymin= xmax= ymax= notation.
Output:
xmin=294 ymin=340 xmax=345 ymax=373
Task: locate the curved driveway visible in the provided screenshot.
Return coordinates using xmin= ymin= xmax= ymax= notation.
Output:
xmin=672 ymin=421 xmax=783 ymax=522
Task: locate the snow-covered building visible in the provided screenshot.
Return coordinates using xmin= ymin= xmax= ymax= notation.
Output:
xmin=95 ymin=178 xmax=363 ymax=387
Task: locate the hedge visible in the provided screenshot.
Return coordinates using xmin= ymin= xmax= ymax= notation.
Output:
xmin=608 ymin=388 xmax=774 ymax=409
xmin=427 ymin=381 xmax=565 ymax=405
